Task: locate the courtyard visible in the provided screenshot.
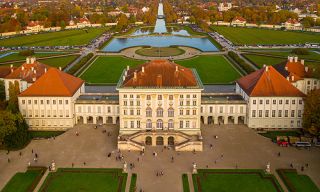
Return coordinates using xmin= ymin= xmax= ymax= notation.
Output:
xmin=0 ymin=124 xmax=319 ymax=192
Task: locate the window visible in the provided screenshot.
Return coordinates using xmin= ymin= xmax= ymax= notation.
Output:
xmin=285 ymin=110 xmax=288 ymax=117
xmin=298 ymin=110 xmax=302 ymax=117
xmin=285 ymin=100 xmax=289 ymax=104
xmin=47 ymin=110 xmax=50 ymax=117
xmin=180 ymin=95 xmax=184 ymax=99
xmin=272 ymin=110 xmax=276 ymax=117
xmin=193 ymin=109 xmax=197 ymax=115
xmin=219 ymin=107 xmax=223 ymax=113
xmin=40 ymin=100 xmax=43 ymax=105
xmin=22 ymin=100 xmax=25 ymax=104
xmin=59 ymin=100 xmax=62 ymax=105
xmin=273 ymin=100 xmax=276 ymax=104
xmin=180 ymin=101 xmax=183 ymax=106
xmin=258 ymin=110 xmax=262 ymax=117
xmin=137 ymin=95 xmax=140 ymax=99
xmin=22 ymin=110 xmax=26 ymax=117
xmin=180 ymin=110 xmax=183 ymax=115
xmin=146 ymin=107 xmax=152 ymax=117
xmin=299 ymin=100 xmax=302 ymax=104
xmin=59 ymin=110 xmax=63 ymax=117
xmin=41 ymin=110 xmax=44 ymax=117
xmin=158 ymin=95 xmax=162 ymax=100
xmin=169 ymin=95 xmax=173 ymax=100
xmin=157 ymin=108 xmax=163 ymax=117
xmin=98 ymin=106 xmax=101 ymax=113
xmin=265 ymin=110 xmax=269 ymax=117
xmin=137 ymin=101 xmax=140 ymax=106
xmin=124 ymin=101 xmax=127 ymax=106
xmin=47 ymin=100 xmax=50 ymax=104
xmin=179 ymin=121 xmax=183 ymax=128
xmin=186 ymin=101 xmax=190 ymax=106
xmin=130 ymin=101 xmax=134 ymax=106
xmin=168 ymin=119 xmax=174 ymax=129
xmin=168 ymin=108 xmax=174 ymax=117
xmin=186 ymin=110 xmax=190 ymax=115
xmin=137 ymin=121 xmax=140 ymax=128
xmin=34 ymin=100 xmax=38 ymax=105
xmin=124 ymin=110 xmax=127 ymax=115
xmin=107 ymin=107 xmax=111 ymax=113
xmin=186 ymin=95 xmax=190 ymax=98
xmin=193 ymin=94 xmax=197 ymax=98
xmin=124 ymin=94 xmax=127 ymax=98
xmin=292 ymin=100 xmax=295 ymax=105
xmin=146 ymin=120 xmax=152 ymax=129
xmin=88 ymin=106 xmax=91 ymax=113
xmin=65 ymin=100 xmax=68 ymax=105
xmin=124 ymin=121 xmax=127 ymax=128
xmin=253 ymin=100 xmax=256 ymax=104
xmin=266 ymin=100 xmax=269 ymax=104
xmin=279 ymin=100 xmax=283 ymax=105
xmin=291 ymin=110 xmax=295 ymax=117
xmin=240 ymin=106 xmax=243 ymax=113
xmin=66 ymin=110 xmax=69 ymax=117
xmin=252 ymin=110 xmax=256 ymax=117
xmin=131 ymin=121 xmax=134 ymax=128
xmin=193 ymin=101 xmax=197 ymax=106
xmin=210 ymin=107 xmax=213 ymax=113
xmin=278 ymin=110 xmax=282 ymax=117
xmin=259 ymin=100 xmax=263 ymax=104
xmin=230 ymin=107 xmax=233 ymax=113
xmin=186 ymin=121 xmax=190 ymax=128
xmin=53 ymin=100 xmax=56 ymax=104
xmin=130 ymin=109 xmax=134 ymax=115
xmin=78 ymin=106 xmax=82 ymax=113
xmin=28 ymin=100 xmax=31 ymax=104
xmin=137 ymin=110 xmax=140 ymax=115
xmin=130 ymin=94 xmax=133 ymax=98
xmin=156 ymin=119 xmax=163 ymax=129
xmin=147 ymin=95 xmax=151 ymax=100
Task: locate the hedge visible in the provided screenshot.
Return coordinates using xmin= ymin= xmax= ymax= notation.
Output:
xmin=67 ymin=53 xmax=93 ymax=75
xmin=228 ymin=51 xmax=255 ymax=73
xmin=129 ymin=173 xmax=137 ymax=192
xmin=182 ymin=174 xmax=190 ymax=192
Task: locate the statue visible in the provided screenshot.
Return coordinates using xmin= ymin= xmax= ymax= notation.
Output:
xmin=266 ymin=162 xmax=271 ymax=173
xmin=192 ymin=162 xmax=197 ymax=174
xmin=51 ymin=160 xmax=56 ymax=171
xmin=123 ymin=161 xmax=127 ymax=173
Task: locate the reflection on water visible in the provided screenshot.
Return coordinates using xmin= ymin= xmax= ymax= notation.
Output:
xmin=102 ymin=2 xmax=218 ymax=52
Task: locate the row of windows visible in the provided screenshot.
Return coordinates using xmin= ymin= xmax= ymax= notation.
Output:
xmin=123 ymin=108 xmax=197 ymax=116
xmin=123 ymin=119 xmax=195 ymax=129
xmin=22 ymin=99 xmax=69 ymax=105
xmin=123 ymin=94 xmax=197 ymax=100
xmin=252 ymin=99 xmax=302 ymax=105
xmin=22 ymin=109 xmax=70 ymax=118
xmin=123 ymin=100 xmax=198 ymax=106
xmin=77 ymin=106 xmax=116 ymax=113
xmin=252 ymin=110 xmax=302 ymax=118
xmin=201 ymin=106 xmax=244 ymax=114
xmin=28 ymin=119 xmax=71 ymax=127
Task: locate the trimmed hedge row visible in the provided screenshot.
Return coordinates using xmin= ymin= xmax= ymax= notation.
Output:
xmin=67 ymin=53 xmax=93 ymax=75
xmin=182 ymin=174 xmax=190 ymax=192
xmin=129 ymin=173 xmax=137 ymax=192
xmin=228 ymin=51 xmax=255 ymax=73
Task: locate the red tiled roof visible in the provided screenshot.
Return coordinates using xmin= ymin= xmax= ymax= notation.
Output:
xmin=0 ymin=66 xmax=16 ymax=78
xmin=122 ymin=60 xmax=197 ymax=87
xmin=233 ymin=16 xmax=246 ymax=22
xmin=236 ymin=66 xmax=305 ymax=97
xmin=274 ymin=58 xmax=313 ymax=82
xmin=5 ymin=60 xmax=50 ymax=83
xmin=28 ymin=21 xmax=42 ymax=27
xmin=19 ymin=68 xmax=84 ymax=97
xmin=286 ymin=18 xmax=299 ymax=24
xmin=79 ymin=18 xmax=90 ymax=23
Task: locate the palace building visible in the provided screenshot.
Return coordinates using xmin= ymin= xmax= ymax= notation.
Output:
xmin=0 ymin=57 xmax=319 ymax=151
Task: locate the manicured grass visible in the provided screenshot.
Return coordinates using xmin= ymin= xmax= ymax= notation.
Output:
xmin=2 ymin=55 xmax=78 ymax=68
xmin=211 ymin=26 xmax=320 ymax=45
xmin=2 ymin=167 xmax=46 ymax=192
xmin=259 ymin=131 xmax=301 ymax=141
xmin=193 ymin=169 xmax=283 ymax=192
xmin=30 ymin=131 xmax=65 ymax=139
xmin=277 ymin=169 xmax=319 ymax=192
xmin=0 ymin=28 xmax=107 ymax=47
xmin=243 ymin=54 xmax=319 ymax=68
xmin=129 ymin=173 xmax=137 ymax=192
xmin=245 ymin=50 xmax=320 ymax=62
xmin=80 ymin=56 xmax=145 ymax=84
xmin=182 ymin=174 xmax=190 ymax=192
xmin=40 ymin=168 xmax=127 ymax=192
xmin=0 ymin=52 xmax=67 ymax=63
xmin=135 ymin=47 xmax=185 ymax=57
xmin=175 ymin=55 xmax=242 ymax=84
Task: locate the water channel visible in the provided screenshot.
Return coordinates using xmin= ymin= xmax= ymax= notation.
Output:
xmin=102 ymin=3 xmax=218 ymax=52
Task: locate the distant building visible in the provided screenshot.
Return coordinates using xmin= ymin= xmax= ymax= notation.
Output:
xmin=283 ymin=18 xmax=301 ymax=29
xmin=142 ymin=6 xmax=149 ymax=13
xmin=231 ymin=16 xmax=246 ymax=26
xmin=26 ymin=21 xmax=44 ymax=32
xmin=218 ymin=2 xmax=232 ymax=12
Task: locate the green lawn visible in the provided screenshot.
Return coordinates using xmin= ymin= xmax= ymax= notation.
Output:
xmin=175 ymin=55 xmax=242 ymax=84
xmin=182 ymin=174 xmax=190 ymax=192
xmin=0 ymin=28 xmax=108 ymax=47
xmin=244 ymin=50 xmax=320 ymax=62
xmin=80 ymin=56 xmax=145 ymax=84
xmin=277 ymin=169 xmax=319 ymax=192
xmin=243 ymin=54 xmax=319 ymax=68
xmin=0 ymin=52 xmax=68 ymax=63
xmin=135 ymin=47 xmax=185 ymax=57
xmin=40 ymin=168 xmax=127 ymax=192
xmin=259 ymin=131 xmax=301 ymax=141
xmin=2 ymin=167 xmax=45 ymax=192
xmin=211 ymin=26 xmax=320 ymax=45
xmin=2 ymin=55 xmax=78 ymax=68
xmin=193 ymin=169 xmax=283 ymax=192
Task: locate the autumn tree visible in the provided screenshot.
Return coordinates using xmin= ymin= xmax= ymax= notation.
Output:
xmin=115 ymin=14 xmax=129 ymax=31
xmin=7 ymin=81 xmax=20 ymax=114
xmin=303 ymin=89 xmax=320 ymax=136
xmin=0 ymin=110 xmax=17 ymax=144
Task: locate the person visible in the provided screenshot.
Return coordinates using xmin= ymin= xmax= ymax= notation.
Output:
xmin=210 ymin=144 xmax=213 ymax=149
xmin=278 ymin=152 xmax=281 ymax=157
xmin=108 ymin=153 xmax=111 ymax=157
xmin=83 ymin=162 xmax=86 ymax=166
xmin=137 ymin=157 xmax=140 ymax=162
xmin=31 ymin=149 xmax=34 ymax=154
xmin=171 ymin=156 xmax=174 ymax=163
xmin=290 ymin=163 xmax=293 ymax=168
xmin=19 ymin=152 xmax=22 ymax=156
xmin=35 ymin=153 xmax=38 ymax=158
xmin=8 ymin=158 xmax=10 ymax=163
xmin=306 ymin=163 xmax=309 ymax=168
xmin=72 ymin=163 xmax=74 ymax=168
xmin=301 ymin=166 xmax=304 ymax=171
xmin=76 ymin=131 xmax=79 ymax=136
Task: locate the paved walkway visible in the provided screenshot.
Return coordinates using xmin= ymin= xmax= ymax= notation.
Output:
xmin=0 ymin=124 xmax=319 ymax=192
xmin=33 ymin=169 xmax=49 ymax=192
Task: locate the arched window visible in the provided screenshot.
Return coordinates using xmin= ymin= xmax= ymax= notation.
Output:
xmin=168 ymin=119 xmax=174 ymax=129
xmin=168 ymin=108 xmax=174 ymax=117
xmin=156 ymin=119 xmax=163 ymax=129
xmin=146 ymin=107 xmax=152 ymax=117
xmin=146 ymin=119 xmax=152 ymax=129
xmin=157 ymin=108 xmax=163 ymax=117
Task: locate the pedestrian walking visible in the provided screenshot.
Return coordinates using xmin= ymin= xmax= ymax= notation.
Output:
xmin=210 ymin=144 xmax=213 ymax=149
xmin=278 ymin=152 xmax=281 ymax=157
xmin=32 ymin=149 xmax=34 ymax=153
xmin=301 ymin=166 xmax=304 ymax=171
xmin=290 ymin=163 xmax=293 ymax=168
xmin=8 ymin=158 xmax=10 ymax=163
xmin=83 ymin=162 xmax=86 ymax=166
xmin=19 ymin=152 xmax=22 ymax=156
xmin=72 ymin=163 xmax=74 ymax=167
xmin=35 ymin=153 xmax=38 ymax=158
xmin=306 ymin=163 xmax=309 ymax=168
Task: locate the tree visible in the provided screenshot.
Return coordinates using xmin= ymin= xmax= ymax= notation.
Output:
xmin=0 ymin=110 xmax=17 ymax=143
xmin=303 ymin=89 xmax=320 ymax=136
xmin=60 ymin=20 xmax=66 ymax=29
xmin=0 ymin=80 xmax=5 ymax=101
xmin=7 ymin=81 xmax=20 ymax=114
xmin=302 ymin=16 xmax=315 ymax=28
xmin=115 ymin=14 xmax=128 ymax=32
xmin=4 ymin=113 xmax=30 ymax=149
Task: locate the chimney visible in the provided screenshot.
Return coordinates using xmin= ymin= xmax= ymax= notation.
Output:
xmin=32 ymin=77 xmax=36 ymax=82
xmin=156 ymin=74 xmax=162 ymax=87
xmin=30 ymin=57 xmax=36 ymax=63
xmin=291 ymin=76 xmax=294 ymax=81
xmin=285 ymin=66 xmax=288 ymax=71
xmin=301 ymin=60 xmax=304 ymax=65
xmin=22 ymin=66 xmax=24 ymax=71
xmin=123 ymin=75 xmax=126 ymax=81
xmin=45 ymin=68 xmax=47 ymax=73
xmin=10 ymin=64 xmax=13 ymax=72
xmin=31 ymin=67 xmax=34 ymax=71
xmin=265 ymin=66 xmax=268 ymax=72
xmin=305 ymin=66 xmax=308 ymax=72
xmin=10 ymin=64 xmax=13 ymax=69
xmin=34 ymin=69 xmax=36 ymax=74
xmin=127 ymin=65 xmax=130 ymax=71
xmin=134 ymin=71 xmax=137 ymax=79
xmin=26 ymin=57 xmax=30 ymax=64
xmin=289 ymin=57 xmax=293 ymax=62
xmin=263 ymin=64 xmax=266 ymax=68
xmin=294 ymin=56 xmax=298 ymax=62
xmin=175 ymin=66 xmax=178 ymax=72
xmin=286 ymin=77 xmax=290 ymax=81
xmin=59 ymin=67 xmax=62 ymax=71
xmin=142 ymin=66 xmax=145 ymax=73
